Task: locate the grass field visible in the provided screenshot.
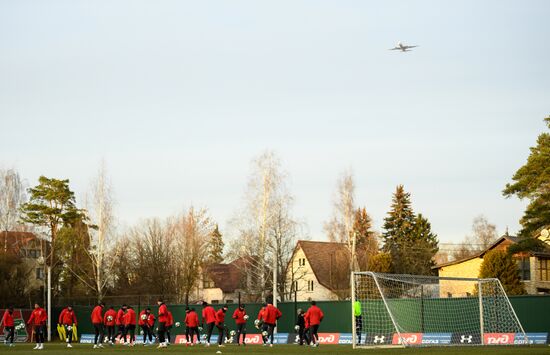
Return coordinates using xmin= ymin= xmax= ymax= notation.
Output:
xmin=3 ymin=344 xmax=550 ymax=355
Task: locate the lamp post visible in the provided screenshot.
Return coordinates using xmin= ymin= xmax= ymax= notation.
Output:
xmin=37 ymin=255 xmax=51 ymax=341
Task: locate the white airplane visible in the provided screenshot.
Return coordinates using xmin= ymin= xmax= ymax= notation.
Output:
xmin=389 ymin=42 xmax=418 ymax=52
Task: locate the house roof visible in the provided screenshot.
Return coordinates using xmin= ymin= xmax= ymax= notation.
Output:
xmin=0 ymin=231 xmax=40 ymax=253
xmin=296 ymin=240 xmax=351 ymax=292
xmin=434 ymin=235 xmax=520 ymax=269
xmin=206 ymin=257 xmax=251 ymax=293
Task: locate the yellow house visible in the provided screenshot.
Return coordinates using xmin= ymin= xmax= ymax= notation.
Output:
xmin=435 ymin=232 xmax=550 ymax=296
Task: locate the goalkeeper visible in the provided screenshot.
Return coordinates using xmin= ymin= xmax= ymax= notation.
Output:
xmin=354 ymin=300 xmax=363 ymax=345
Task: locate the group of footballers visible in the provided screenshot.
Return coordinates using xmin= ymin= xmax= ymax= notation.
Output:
xmin=2 ymin=299 xmax=324 ymax=349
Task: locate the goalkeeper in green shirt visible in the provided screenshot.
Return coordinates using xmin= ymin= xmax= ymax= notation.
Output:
xmin=354 ymin=301 xmax=363 ymax=345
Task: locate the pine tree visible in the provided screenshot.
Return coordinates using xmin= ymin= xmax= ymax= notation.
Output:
xmin=478 ymin=249 xmax=525 ymax=295
xmin=382 ymin=185 xmax=439 ymax=275
xmin=503 ymin=116 xmax=550 ymax=237
xmin=207 ymin=224 xmax=224 ymax=264
xmin=353 ymin=207 xmax=378 ymax=270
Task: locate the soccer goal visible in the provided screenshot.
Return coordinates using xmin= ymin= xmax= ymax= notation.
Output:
xmin=351 ymin=272 xmax=527 ymax=348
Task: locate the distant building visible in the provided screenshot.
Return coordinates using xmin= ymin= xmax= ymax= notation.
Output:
xmin=1 ymin=231 xmax=46 ymax=290
xmin=285 ymin=240 xmax=351 ymax=301
xmin=200 ymin=257 xmax=255 ymax=304
xmin=434 ymin=231 xmax=550 ymax=296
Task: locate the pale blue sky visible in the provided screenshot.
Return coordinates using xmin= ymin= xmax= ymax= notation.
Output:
xmin=1 ymin=0 xmax=549 ymax=245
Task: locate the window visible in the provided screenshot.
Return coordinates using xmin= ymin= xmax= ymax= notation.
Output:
xmin=203 ymin=276 xmax=215 ymax=289
xmin=517 ymin=257 xmax=531 ymax=281
xmin=307 ymin=280 xmax=314 ymax=292
xmin=211 ymin=300 xmax=219 ymax=304
xmin=298 ymin=258 xmax=306 ymax=267
xmin=28 ymin=249 xmax=40 ymax=258
xmin=539 ymin=258 xmax=550 ymax=281
xmin=226 ymin=299 xmax=233 ymax=304
xmin=292 ymin=281 xmax=298 ymax=292
xmin=36 ymin=268 xmax=45 ymax=280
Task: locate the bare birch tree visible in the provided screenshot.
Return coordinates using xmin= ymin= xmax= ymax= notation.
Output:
xmin=229 ymin=151 xmax=301 ymax=301
xmin=324 ymin=169 xmax=358 ymax=270
xmin=0 ymin=169 xmax=26 ymax=249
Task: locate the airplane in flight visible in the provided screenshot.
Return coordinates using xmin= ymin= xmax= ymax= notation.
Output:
xmin=389 ymin=42 xmax=419 ymax=52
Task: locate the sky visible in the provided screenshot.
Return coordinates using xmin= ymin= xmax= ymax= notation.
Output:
xmin=1 ymin=0 xmax=549 ymax=247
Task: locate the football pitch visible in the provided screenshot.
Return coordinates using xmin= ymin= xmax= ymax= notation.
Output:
xmin=4 ymin=344 xmax=550 ymax=355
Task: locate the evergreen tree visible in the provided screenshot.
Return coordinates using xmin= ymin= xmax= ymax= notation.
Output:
xmin=353 ymin=207 xmax=378 ymax=270
xmin=503 ymin=116 xmax=550 ymax=237
xmin=367 ymin=252 xmax=393 ymax=273
xmin=478 ymin=249 xmax=525 ymax=295
xmin=207 ymin=224 xmax=224 ymax=264
xmin=382 ymin=185 xmax=439 ymax=275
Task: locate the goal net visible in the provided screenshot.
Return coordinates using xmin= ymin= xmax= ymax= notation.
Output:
xmin=351 ymin=272 xmax=527 ymax=348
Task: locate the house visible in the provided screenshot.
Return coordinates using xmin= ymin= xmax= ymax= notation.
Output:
xmin=285 ymin=240 xmax=351 ymax=301
xmin=434 ymin=230 xmax=550 ymax=296
xmin=200 ymin=257 xmax=254 ymax=304
xmin=1 ymin=231 xmax=46 ymax=290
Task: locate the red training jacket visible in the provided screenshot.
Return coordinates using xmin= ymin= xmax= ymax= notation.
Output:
xmin=202 ymin=306 xmax=216 ymax=325
xmin=115 ymin=309 xmax=125 ymax=326
xmin=27 ymin=307 xmax=47 ymax=326
xmin=59 ymin=308 xmax=77 ymax=325
xmin=147 ymin=313 xmax=155 ymax=327
xmin=124 ymin=308 xmax=136 ymax=326
xmin=262 ymin=304 xmax=281 ymax=325
xmin=257 ymin=307 xmax=265 ymax=320
xmin=91 ymin=305 xmax=103 ymax=324
xmin=158 ymin=304 xmax=168 ymax=323
xmin=232 ymin=309 xmax=246 ymax=325
xmin=2 ymin=310 xmax=14 ymax=327
xmin=304 ymin=313 xmax=310 ymax=329
xmin=185 ymin=311 xmax=199 ymax=327
xmin=138 ymin=310 xmax=148 ymax=326
xmin=305 ymin=305 xmax=324 ymax=326
xmin=166 ymin=311 xmax=174 ymax=327
xmin=104 ymin=309 xmax=117 ymax=326
xmin=215 ymin=309 xmax=226 ymax=325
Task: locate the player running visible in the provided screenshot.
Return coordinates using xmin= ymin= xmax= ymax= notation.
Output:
xmin=305 ymin=301 xmax=324 ymax=347
xmin=2 ymin=307 xmax=15 ymax=347
xmin=27 ymin=303 xmax=47 ymax=350
xmin=261 ymin=301 xmax=282 ymax=347
xmin=185 ymin=307 xmax=200 ymax=346
xmin=138 ymin=308 xmax=153 ymax=346
xmin=156 ymin=299 xmax=169 ymax=348
xmin=58 ymin=305 xmax=77 ymax=348
xmin=91 ymin=302 xmax=105 ymax=348
xmin=103 ymin=306 xmax=117 ymax=345
xmin=201 ymin=301 xmax=217 ymax=347
xmin=232 ymin=304 xmax=247 ymax=346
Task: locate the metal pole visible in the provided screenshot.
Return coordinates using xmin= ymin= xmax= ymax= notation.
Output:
xmin=47 ymin=265 xmax=51 ymax=342
xmin=478 ymin=280 xmax=484 ymax=345
xmin=273 ymin=234 xmax=278 ymax=335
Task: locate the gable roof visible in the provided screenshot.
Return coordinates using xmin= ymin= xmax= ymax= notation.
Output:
xmin=0 ymin=231 xmax=40 ymax=254
xmin=296 ymin=240 xmax=351 ymax=292
xmin=434 ymin=235 xmax=520 ymax=269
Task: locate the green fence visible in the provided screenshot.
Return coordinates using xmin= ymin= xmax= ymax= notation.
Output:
xmin=54 ymin=295 xmax=550 ymax=336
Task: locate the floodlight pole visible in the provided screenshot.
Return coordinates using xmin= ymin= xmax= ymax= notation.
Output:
xmin=47 ymin=265 xmax=51 ymax=341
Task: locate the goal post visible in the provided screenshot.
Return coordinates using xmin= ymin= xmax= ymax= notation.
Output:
xmin=351 ymin=272 xmax=527 ymax=348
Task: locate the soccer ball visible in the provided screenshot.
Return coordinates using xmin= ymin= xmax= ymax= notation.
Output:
xmin=175 ymin=322 xmax=181 ymax=328
xmin=198 ymin=326 xmax=203 ymax=332
xmin=67 ymin=326 xmax=72 ymax=331
xmin=262 ymin=331 xmax=268 ymax=337
xmin=201 ymin=334 xmax=207 ymax=340
xmin=254 ymin=319 xmax=260 ymax=326
xmin=294 ymin=325 xmax=300 ymax=331
xmin=141 ymin=314 xmax=147 ymax=320
xmin=107 ymin=316 xmax=113 ymax=322
xmin=140 ymin=330 xmax=144 ymax=335
xmin=229 ymin=330 xmax=236 ymax=336
xmin=243 ymin=315 xmax=249 ymax=320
